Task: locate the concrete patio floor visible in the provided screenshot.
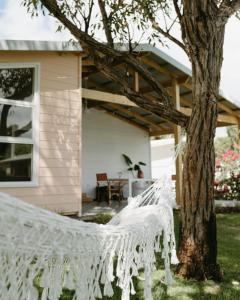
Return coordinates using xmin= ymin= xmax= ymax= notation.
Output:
xmin=82 ymin=200 xmax=128 ymax=216
xmin=81 ymin=199 xmax=239 ymax=217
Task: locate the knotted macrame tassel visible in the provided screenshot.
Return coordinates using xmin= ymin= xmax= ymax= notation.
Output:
xmin=27 ymin=286 xmax=39 ymax=300
xmin=171 ymin=249 xmax=179 ymax=265
xmin=0 ymin=177 xmax=177 ymax=300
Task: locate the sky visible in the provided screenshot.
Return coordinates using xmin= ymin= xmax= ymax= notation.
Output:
xmin=0 ymin=0 xmax=239 ymax=136
xmin=0 ymin=0 xmax=239 ymax=103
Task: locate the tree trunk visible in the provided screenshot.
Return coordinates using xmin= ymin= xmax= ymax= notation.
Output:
xmin=178 ymin=3 xmax=226 ymax=280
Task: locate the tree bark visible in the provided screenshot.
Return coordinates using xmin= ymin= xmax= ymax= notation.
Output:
xmin=177 ymin=2 xmax=226 ymax=280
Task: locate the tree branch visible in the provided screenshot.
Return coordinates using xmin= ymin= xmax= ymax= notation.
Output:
xmin=97 ymin=0 xmax=114 ymax=46
xmin=40 ymin=0 xmax=189 ymax=127
xmin=41 ymin=0 xmax=172 ymax=105
xmin=173 ymin=0 xmax=183 ymax=22
xmin=146 ymin=5 xmax=186 ymax=53
xmin=93 ymin=57 xmax=188 ymax=126
xmin=85 ymin=0 xmax=94 ymax=33
xmin=151 ymin=21 xmax=186 ymax=52
xmin=219 ymin=0 xmax=240 ymax=18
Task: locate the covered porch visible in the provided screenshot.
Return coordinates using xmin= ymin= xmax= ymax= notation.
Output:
xmin=81 ymin=44 xmax=240 ymax=206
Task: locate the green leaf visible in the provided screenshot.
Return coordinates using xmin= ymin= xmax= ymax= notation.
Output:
xmin=122 ymin=154 xmax=133 ymax=166
xmin=134 ymin=164 xmax=140 ymax=171
xmin=139 ymin=161 xmax=146 ymax=166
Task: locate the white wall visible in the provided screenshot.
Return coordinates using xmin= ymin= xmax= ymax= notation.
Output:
xmin=82 ymin=109 xmax=151 ymax=198
xmin=151 ymin=131 xmax=225 ymax=179
xmin=151 ymin=138 xmax=175 ymax=179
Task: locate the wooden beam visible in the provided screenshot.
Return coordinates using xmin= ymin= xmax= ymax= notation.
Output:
xmin=140 ymin=79 xmax=174 ymax=93
xmin=180 ymin=107 xmax=239 ymax=125
xmin=82 ymin=88 xmax=137 ymax=107
xmin=150 ymin=129 xmax=173 ymax=136
xmin=180 ymin=81 xmax=240 ymax=122
xmin=134 ymin=72 xmax=139 ymax=92
xmin=84 ymin=85 xmax=174 ymax=131
xmin=217 ymin=113 xmax=239 ymax=125
xmin=129 ymin=92 xmax=175 ymax=131
xmin=82 ymin=59 xmax=95 ymax=66
xmin=142 ymin=57 xmax=191 ymax=87
xmin=142 ymin=57 xmax=177 ymax=79
xmin=82 ymin=66 xmax=97 ymax=73
xmin=180 ymin=97 xmax=192 ymax=107
xmin=141 ymin=76 xmax=189 ymax=94
xmin=108 ymin=103 xmax=163 ymax=131
xmin=172 ymin=79 xmax=183 ymax=205
xmin=145 ymin=88 xmax=192 ymax=107
xmin=218 ymin=101 xmax=240 ymax=121
xmin=94 ymin=106 xmax=148 ymax=132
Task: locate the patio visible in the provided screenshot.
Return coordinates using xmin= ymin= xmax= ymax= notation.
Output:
xmin=82 ymin=199 xmax=128 ymax=217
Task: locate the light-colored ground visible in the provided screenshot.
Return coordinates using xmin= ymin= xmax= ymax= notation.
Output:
xmin=215 ymin=200 xmax=240 ymax=207
xmin=82 ymin=200 xmax=128 ymax=216
xmin=82 ymin=200 xmax=239 ymax=217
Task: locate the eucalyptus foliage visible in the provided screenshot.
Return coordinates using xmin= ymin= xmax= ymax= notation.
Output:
xmin=22 ymin=0 xmax=176 ymax=49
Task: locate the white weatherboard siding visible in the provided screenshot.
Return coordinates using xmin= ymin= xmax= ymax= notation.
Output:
xmin=82 ymin=109 xmax=151 ymax=198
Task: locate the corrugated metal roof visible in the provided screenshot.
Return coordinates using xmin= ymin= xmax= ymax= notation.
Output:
xmin=0 ymin=40 xmax=82 ymax=52
xmin=134 ymin=44 xmax=192 ymax=77
xmin=134 ymin=44 xmax=239 ymax=110
xmin=83 ymin=44 xmax=239 ymax=135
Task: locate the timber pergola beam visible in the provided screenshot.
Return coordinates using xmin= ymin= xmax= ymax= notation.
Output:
xmin=82 ymin=88 xmax=161 ymax=132
xmin=82 ymin=88 xmax=175 ymax=132
xmin=181 ymin=81 xmax=240 ymax=122
xmin=142 ymin=57 xmax=239 ymax=124
xmin=218 ymin=101 xmax=240 ymax=122
xmin=108 ymin=103 xmax=165 ymax=132
xmin=84 ymin=77 xmax=174 ymax=130
xmin=172 ymin=79 xmax=183 ymax=205
xmin=94 ymin=106 xmax=149 ymax=132
xmin=82 ymin=88 xmax=136 ymax=107
xmin=140 ymin=76 xmax=189 ymax=94
xmin=82 ymin=88 xmax=239 ymax=128
xmin=142 ymin=56 xmax=178 ymax=79
xmin=180 ymin=107 xmax=239 ymax=125
xmin=150 ymin=129 xmax=174 ymax=136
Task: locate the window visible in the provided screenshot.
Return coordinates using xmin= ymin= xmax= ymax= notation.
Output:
xmin=0 ymin=64 xmax=39 ymax=187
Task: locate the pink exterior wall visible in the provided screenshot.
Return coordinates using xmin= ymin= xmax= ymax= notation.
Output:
xmin=0 ymin=52 xmax=82 ymax=215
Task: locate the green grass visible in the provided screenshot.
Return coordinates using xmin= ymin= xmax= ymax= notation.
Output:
xmin=81 ymin=213 xmax=113 ymax=224
xmin=59 ymin=213 xmax=240 ymax=300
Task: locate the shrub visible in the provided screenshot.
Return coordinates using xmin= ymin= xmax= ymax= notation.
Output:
xmin=214 ymin=144 xmax=240 ymax=201
xmin=214 ymin=172 xmax=240 ymax=201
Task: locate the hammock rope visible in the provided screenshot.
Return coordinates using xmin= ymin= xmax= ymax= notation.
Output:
xmin=0 ymin=177 xmax=178 ymax=300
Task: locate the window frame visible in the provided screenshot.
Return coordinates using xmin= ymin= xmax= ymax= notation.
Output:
xmin=0 ymin=63 xmax=40 ymax=187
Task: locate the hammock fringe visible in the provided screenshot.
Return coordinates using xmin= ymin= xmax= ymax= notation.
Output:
xmin=0 ymin=177 xmax=178 ymax=300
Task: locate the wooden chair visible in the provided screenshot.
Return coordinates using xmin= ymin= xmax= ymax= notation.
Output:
xmin=96 ymin=173 xmax=109 ymax=203
xmin=96 ymin=173 xmax=123 ymax=205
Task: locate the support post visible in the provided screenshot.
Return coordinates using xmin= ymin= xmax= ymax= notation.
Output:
xmin=78 ymin=55 xmax=83 ymax=217
xmin=133 ymin=71 xmax=139 ymax=92
xmin=172 ymin=79 xmax=183 ymax=205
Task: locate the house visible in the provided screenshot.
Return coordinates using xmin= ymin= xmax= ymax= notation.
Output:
xmin=0 ymin=40 xmax=239 ymax=215
xmin=0 ymin=40 xmax=83 ymax=214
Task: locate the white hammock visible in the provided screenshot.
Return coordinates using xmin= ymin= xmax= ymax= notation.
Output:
xmin=0 ymin=178 xmax=178 ymax=300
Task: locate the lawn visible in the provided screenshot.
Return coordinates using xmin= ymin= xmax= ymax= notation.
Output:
xmin=60 ymin=213 xmax=240 ymax=300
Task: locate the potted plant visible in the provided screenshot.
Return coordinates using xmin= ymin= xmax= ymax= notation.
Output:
xmin=122 ymin=154 xmax=146 ymax=178
xmin=122 ymin=154 xmax=150 ymax=197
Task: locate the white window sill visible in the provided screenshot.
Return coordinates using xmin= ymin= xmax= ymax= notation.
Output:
xmin=0 ymin=180 xmax=38 ymax=188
